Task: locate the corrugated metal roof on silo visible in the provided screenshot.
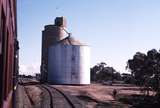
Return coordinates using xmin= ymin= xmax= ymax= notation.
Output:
xmin=58 ymin=36 xmax=86 ymax=45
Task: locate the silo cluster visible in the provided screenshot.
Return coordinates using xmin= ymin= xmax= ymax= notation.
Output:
xmin=41 ymin=17 xmax=90 ymax=84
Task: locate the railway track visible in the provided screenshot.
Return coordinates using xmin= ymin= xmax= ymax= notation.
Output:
xmin=39 ymin=85 xmax=54 ymax=108
xmin=40 ymin=84 xmax=76 ymax=108
xmin=19 ymin=78 xmax=82 ymax=108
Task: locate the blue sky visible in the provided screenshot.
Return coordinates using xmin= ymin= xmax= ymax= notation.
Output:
xmin=18 ymin=0 xmax=160 ymax=75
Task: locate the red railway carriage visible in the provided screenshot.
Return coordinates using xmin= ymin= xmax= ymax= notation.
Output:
xmin=0 ymin=0 xmax=18 ymax=108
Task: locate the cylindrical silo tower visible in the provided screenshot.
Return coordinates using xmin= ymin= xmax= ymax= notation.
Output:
xmin=48 ymin=36 xmax=90 ymax=84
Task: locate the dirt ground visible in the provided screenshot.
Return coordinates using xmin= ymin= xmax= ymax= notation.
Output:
xmin=25 ymin=85 xmax=43 ymax=107
xmin=24 ymin=83 xmax=146 ymax=108
xmin=52 ymin=83 xmax=142 ymax=108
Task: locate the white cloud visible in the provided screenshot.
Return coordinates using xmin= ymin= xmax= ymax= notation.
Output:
xmin=19 ymin=63 xmax=40 ymax=76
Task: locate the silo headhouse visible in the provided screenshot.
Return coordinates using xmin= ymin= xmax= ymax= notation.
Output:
xmin=41 ymin=17 xmax=90 ymax=84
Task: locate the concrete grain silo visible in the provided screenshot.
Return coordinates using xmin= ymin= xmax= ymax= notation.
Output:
xmin=41 ymin=17 xmax=90 ymax=84
xmin=41 ymin=17 xmax=66 ymax=82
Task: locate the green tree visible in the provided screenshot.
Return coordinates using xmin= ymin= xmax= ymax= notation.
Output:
xmin=91 ymin=62 xmax=121 ymax=82
xmin=127 ymin=49 xmax=160 ymax=96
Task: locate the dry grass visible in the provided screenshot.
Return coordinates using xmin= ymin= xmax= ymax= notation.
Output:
xmin=24 ymin=83 xmax=143 ymax=108
xmin=53 ymin=83 xmax=141 ymax=101
xmin=52 ymin=83 xmax=141 ymax=108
